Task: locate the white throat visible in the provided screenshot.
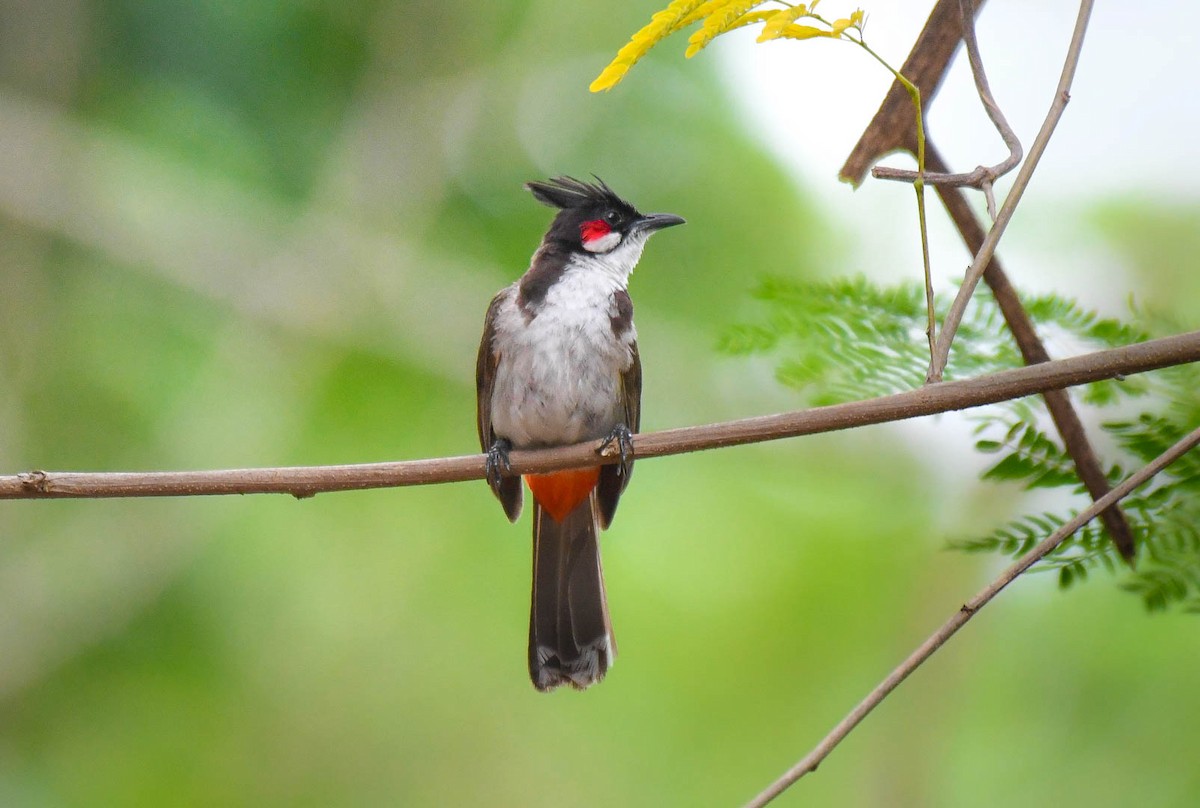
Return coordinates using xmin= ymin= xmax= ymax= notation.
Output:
xmin=574 ymin=231 xmax=648 ymax=287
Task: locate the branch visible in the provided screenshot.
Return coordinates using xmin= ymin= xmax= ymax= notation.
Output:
xmin=927 ymin=143 xmax=1137 ymax=562
xmin=928 ymin=0 xmax=1096 ymax=381
xmin=744 ymin=422 xmax=1200 ymax=807
xmin=2 ymin=332 xmax=1197 ymax=500
xmin=842 ymin=2 xmax=1136 ymax=562
xmin=872 ymin=0 xmax=1022 ymax=213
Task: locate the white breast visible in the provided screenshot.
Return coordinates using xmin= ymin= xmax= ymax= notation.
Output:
xmin=489 ymin=261 xmax=637 ymax=449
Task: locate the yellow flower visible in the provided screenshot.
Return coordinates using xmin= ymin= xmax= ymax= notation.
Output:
xmin=757 ymin=6 xmax=810 ymax=42
xmin=686 ymin=0 xmax=771 ymax=58
xmin=777 ymin=24 xmax=827 ymax=40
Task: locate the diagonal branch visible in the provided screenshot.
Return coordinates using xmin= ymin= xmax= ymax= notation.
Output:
xmin=2 ymin=332 xmax=1197 ymax=501
xmin=743 ymin=422 xmax=1200 ymax=807
xmin=926 ymin=143 xmax=1137 ymax=562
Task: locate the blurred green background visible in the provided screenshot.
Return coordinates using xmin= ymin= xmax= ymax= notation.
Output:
xmin=1 ymin=1 xmax=1197 ymax=806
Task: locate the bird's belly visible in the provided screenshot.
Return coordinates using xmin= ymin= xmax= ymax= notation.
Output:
xmin=490 ymin=320 xmax=628 ymax=449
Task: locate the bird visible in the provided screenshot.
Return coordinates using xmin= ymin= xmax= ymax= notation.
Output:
xmin=476 ymin=176 xmax=684 ymax=691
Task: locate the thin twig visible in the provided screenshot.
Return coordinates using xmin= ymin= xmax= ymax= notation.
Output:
xmin=1 ymin=332 xmax=1197 ymax=500
xmin=928 ymin=0 xmax=1095 ymax=382
xmin=841 ymin=0 xmax=989 ymax=186
xmin=744 ymin=422 xmax=1200 ymax=807
xmin=917 ymin=183 xmax=936 ymax=356
xmin=981 ymin=178 xmax=997 ymax=219
xmin=872 ymin=0 xmax=1022 ymax=193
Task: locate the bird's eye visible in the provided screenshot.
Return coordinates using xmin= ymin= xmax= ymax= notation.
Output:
xmin=604 ymin=210 xmax=621 ymax=224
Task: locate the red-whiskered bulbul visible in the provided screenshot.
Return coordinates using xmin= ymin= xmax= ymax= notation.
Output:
xmin=476 ymin=176 xmax=684 ymax=691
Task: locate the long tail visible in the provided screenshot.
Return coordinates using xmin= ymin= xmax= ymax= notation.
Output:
xmin=528 ymin=490 xmax=615 ymax=691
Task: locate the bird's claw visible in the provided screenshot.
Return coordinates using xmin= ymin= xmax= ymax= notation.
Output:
xmin=485 ymin=439 xmax=513 ymax=491
xmin=599 ymin=424 xmax=635 ymax=477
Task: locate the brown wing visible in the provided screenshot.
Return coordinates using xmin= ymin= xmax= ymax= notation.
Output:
xmin=476 ymin=293 xmax=503 ymax=452
xmin=596 ymin=340 xmax=641 ymax=529
xmin=477 ymin=292 xmax=522 ymax=521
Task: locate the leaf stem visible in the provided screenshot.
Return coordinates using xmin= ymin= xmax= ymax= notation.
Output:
xmin=851 ymin=35 xmax=936 ymax=360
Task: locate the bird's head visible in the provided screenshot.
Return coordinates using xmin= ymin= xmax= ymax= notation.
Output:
xmin=526 ymin=176 xmax=685 ymax=256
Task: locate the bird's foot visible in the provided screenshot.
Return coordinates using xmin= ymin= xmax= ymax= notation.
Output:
xmin=485 ymin=439 xmax=513 ymax=492
xmin=598 ymin=424 xmax=634 ymax=477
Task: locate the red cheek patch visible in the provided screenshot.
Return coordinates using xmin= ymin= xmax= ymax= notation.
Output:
xmin=580 ymin=219 xmax=612 ymax=244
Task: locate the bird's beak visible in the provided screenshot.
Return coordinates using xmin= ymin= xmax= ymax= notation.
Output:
xmin=634 ymin=212 xmax=686 ymax=233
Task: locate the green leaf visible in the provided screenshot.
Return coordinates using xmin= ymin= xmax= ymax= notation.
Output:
xmin=982 ymin=453 xmax=1040 ymax=482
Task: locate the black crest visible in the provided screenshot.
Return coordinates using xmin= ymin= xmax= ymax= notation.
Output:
xmin=525 ymin=176 xmax=630 ymax=212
